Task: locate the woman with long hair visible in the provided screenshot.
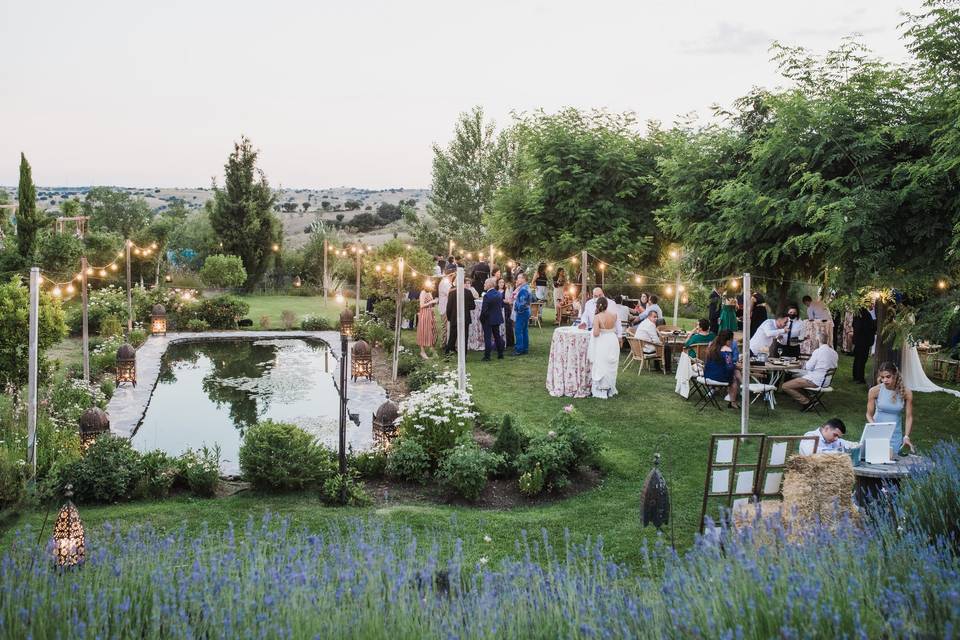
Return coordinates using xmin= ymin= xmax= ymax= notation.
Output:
xmin=866 ymin=361 xmax=914 ymax=454
xmin=553 ymin=267 xmax=567 ymax=313
xmin=703 ymin=329 xmax=741 ymax=409
xmin=417 ymin=279 xmax=437 ymax=359
xmin=588 ymin=296 xmax=620 ymax=399
xmin=535 ymin=263 xmax=548 ymax=301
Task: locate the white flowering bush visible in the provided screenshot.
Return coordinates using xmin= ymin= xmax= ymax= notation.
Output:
xmin=397 ymin=372 xmax=476 ymax=462
xmin=90 ymin=335 xmax=125 ymax=376
xmin=45 ymin=378 xmax=108 ymax=430
xmin=67 ymin=285 xmax=127 ymax=334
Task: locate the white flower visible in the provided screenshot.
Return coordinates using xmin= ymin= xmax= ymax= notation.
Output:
xmin=478 ymin=556 xmax=489 ymax=565
xmin=483 ymin=535 xmax=492 ymax=543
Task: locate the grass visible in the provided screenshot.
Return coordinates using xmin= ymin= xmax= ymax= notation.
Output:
xmin=240 ymin=294 xmax=354 ymax=327
xmin=8 ymin=296 xmax=959 ymax=569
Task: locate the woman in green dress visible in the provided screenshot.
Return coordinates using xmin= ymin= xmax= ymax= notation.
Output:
xmin=718 ymin=296 xmax=739 ymax=333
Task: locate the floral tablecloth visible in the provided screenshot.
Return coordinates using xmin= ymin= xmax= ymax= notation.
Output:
xmin=800 ymin=319 xmax=834 ymax=356
xmin=546 ymin=326 xmax=592 ymax=398
xmin=467 ymin=308 xmax=506 ymax=351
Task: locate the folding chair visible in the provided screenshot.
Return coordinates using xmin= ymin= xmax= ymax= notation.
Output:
xmin=695 ymin=377 xmax=728 ymax=411
xmin=800 ymin=367 xmax=836 ymax=415
xmin=528 ymin=302 xmax=543 ymax=329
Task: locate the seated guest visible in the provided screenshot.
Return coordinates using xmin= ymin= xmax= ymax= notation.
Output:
xmin=782 ymin=342 xmax=839 ymax=406
xmin=703 ymin=329 xmax=741 ymax=409
xmin=799 ymin=418 xmax=855 ymax=455
xmin=632 ymin=309 xmax=661 ymax=354
xmin=633 ymin=294 xmax=663 ymax=324
xmin=749 ymin=314 xmax=789 ymax=356
xmin=684 ymin=318 xmax=715 ymax=358
xmin=803 ymin=295 xmax=831 ymax=321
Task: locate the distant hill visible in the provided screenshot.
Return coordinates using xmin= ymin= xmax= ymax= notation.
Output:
xmin=0 ymin=185 xmax=432 ymax=249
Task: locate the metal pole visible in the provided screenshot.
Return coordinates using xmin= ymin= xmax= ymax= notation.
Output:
xmin=355 ymin=250 xmax=361 ymax=318
xmin=580 ymin=250 xmax=588 ymax=310
xmin=27 ymin=267 xmax=39 ymax=476
xmin=392 ymin=258 xmax=404 ymax=381
xmin=741 ymin=273 xmax=752 ymax=435
xmin=338 ymin=334 xmax=348 ymax=476
xmin=126 ymin=239 xmax=132 ymax=335
xmin=323 ymin=238 xmax=328 ymax=306
xmin=81 ymin=256 xmax=90 ymax=383
xmin=456 ymin=266 xmax=466 ymax=392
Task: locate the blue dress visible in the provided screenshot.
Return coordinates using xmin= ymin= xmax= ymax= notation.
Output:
xmin=874 ymin=385 xmax=905 ymax=454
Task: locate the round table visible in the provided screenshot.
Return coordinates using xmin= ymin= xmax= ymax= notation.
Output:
xmin=737 ymin=362 xmax=803 ymax=409
xmin=659 ymin=332 xmax=690 ymax=374
xmin=853 ymin=455 xmax=931 ymax=503
xmin=546 ymin=326 xmax=592 ymax=398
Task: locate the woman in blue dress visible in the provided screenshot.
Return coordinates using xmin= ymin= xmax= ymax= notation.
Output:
xmin=866 ymin=361 xmax=914 ymax=454
xmin=703 ymin=330 xmax=741 ymax=410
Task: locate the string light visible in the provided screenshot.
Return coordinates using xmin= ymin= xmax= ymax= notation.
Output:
xmin=938 ymin=280 xmax=948 ymax=290
xmin=335 ymin=292 xmax=345 ymax=304
xmin=678 ymin=284 xmax=685 ymax=292
xmin=98 ymin=269 xmax=107 ymax=277
xmin=386 ymin=265 xmax=393 ymax=273
xmin=66 ymin=284 xmax=75 ymax=294
xmin=729 ymin=279 xmax=739 ymax=290
xmin=51 ymin=286 xmax=62 ymax=297
xmin=665 ymin=285 xmax=674 ymax=296
xmin=86 ymin=267 xmax=94 ymax=276
xmin=375 ymin=265 xmax=382 ymax=272
xmin=669 ymin=249 xmax=679 ymax=259
xmin=110 ymin=264 xmax=118 ymax=271
xmin=634 ymin=276 xmax=643 ymax=284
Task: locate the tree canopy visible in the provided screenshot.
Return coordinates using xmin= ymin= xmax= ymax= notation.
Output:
xmin=16 ymin=153 xmax=46 ymax=260
xmin=83 ymin=187 xmax=151 ymax=239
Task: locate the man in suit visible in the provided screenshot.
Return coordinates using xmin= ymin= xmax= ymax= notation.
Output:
xmin=851 ymin=305 xmax=877 ymax=383
xmin=479 ymin=277 xmax=505 ymax=360
xmin=470 ymin=258 xmax=490 ymax=293
xmin=708 ymin=286 xmax=722 ymax=334
xmin=444 ymin=278 xmax=475 ymax=354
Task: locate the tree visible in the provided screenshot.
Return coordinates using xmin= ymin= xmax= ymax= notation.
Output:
xmin=344 ymin=199 xmax=362 ymax=210
xmin=83 ymin=187 xmax=151 ymax=239
xmin=428 ymin=106 xmax=511 ymax=245
xmin=208 ymin=138 xmax=280 ymax=291
xmin=487 ymin=109 xmax=665 ymax=268
xmin=349 ymin=212 xmax=383 ymax=232
xmin=0 ymin=276 xmax=67 ymax=390
xmin=37 ymin=231 xmax=83 ymax=276
xmin=60 ymin=198 xmax=83 ymax=217
xmin=16 ymin=153 xmax=46 ymax=260
xmin=281 ymin=202 xmax=298 ymax=213
xmin=301 ymin=202 xmax=310 ymax=212
xmin=321 ymin=201 xmax=331 ymax=211
xmin=376 ymin=202 xmax=403 ymax=224
xmin=200 ymin=254 xmax=248 ymax=289
xmin=167 ymin=209 xmax=218 ymax=270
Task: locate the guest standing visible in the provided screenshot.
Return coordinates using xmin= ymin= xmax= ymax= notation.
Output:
xmin=708 ymin=286 xmax=722 ymax=334
xmin=588 ymin=297 xmax=620 ymax=398
xmin=470 ymin=258 xmax=490 ymax=293
xmin=479 ymin=277 xmax=505 ymax=361
xmin=444 ymin=278 xmax=475 ymax=354
xmin=553 ymin=268 xmax=567 ymax=314
xmin=749 ymin=293 xmax=768 ymax=337
xmin=851 ymin=305 xmax=877 ymax=383
xmin=499 ymin=278 xmax=515 ymax=349
xmin=534 ymin=263 xmax=548 ymax=301
xmin=417 ymin=283 xmax=437 ymax=359
xmin=719 ymin=297 xmax=739 ymax=333
xmin=866 ymin=361 xmax=914 ymax=454
xmin=513 ymin=273 xmax=533 ymax=355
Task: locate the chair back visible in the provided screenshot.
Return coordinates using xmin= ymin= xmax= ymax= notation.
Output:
xmin=626 ymin=335 xmax=646 ymax=358
xmin=690 ymin=342 xmax=710 ymax=362
xmin=529 ymin=302 xmax=543 ymax=320
xmin=821 ymin=367 xmax=837 ymax=389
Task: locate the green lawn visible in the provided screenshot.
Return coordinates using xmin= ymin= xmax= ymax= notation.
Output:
xmin=240 ymin=294 xmax=351 ymax=327
xmin=9 ymin=297 xmax=959 ymax=568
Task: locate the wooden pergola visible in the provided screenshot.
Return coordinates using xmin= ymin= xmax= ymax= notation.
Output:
xmin=55 ymin=216 xmax=90 ymax=238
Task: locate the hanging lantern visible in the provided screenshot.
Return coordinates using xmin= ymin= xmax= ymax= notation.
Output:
xmin=115 ymin=343 xmax=137 ymax=387
xmin=372 ymin=400 xmax=399 ymax=449
xmin=351 ymin=340 xmax=373 ymax=381
xmin=151 ymin=304 xmax=167 ymax=335
xmin=78 ymin=407 xmax=110 ymax=451
xmin=165 ymin=274 xmax=173 ymax=283
xmin=293 ymin=275 xmax=302 ymax=288
xmin=640 ymin=453 xmax=670 ymax=530
xmin=52 ymin=485 xmax=85 ymax=568
xmin=339 ymin=308 xmax=355 ymax=338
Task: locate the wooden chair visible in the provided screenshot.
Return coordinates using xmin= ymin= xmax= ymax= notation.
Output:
xmin=638 ymin=339 xmax=667 ymax=374
xmin=622 ymin=335 xmax=646 ymax=372
xmin=556 ymin=300 xmax=576 ymax=326
xmin=800 ymin=367 xmax=837 ymax=415
xmin=528 ymin=302 xmax=544 ymax=329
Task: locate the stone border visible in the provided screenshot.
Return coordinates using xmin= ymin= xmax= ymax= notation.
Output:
xmin=107 ymin=331 xmax=388 ymax=447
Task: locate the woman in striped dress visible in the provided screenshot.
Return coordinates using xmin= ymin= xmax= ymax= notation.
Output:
xmin=417 ymin=282 xmax=437 ymax=359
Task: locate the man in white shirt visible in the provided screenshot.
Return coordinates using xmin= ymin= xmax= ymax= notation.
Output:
xmin=632 ymin=310 xmax=661 ymax=354
xmin=749 ymin=315 xmax=789 ymax=356
xmin=799 ymin=418 xmax=855 ymax=455
xmin=802 ymin=295 xmax=831 ymax=321
xmin=579 ymin=288 xmax=604 ymax=330
xmin=781 ymin=343 xmax=838 ymax=405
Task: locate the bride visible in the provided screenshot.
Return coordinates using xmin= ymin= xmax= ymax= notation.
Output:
xmin=588 ymin=297 xmax=620 ymax=399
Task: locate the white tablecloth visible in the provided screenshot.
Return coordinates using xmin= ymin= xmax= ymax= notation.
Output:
xmin=546 ymin=326 xmax=592 ymax=398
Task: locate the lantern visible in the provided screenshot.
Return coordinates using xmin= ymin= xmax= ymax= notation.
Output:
xmin=640 ymin=453 xmax=670 ymax=530
xmin=52 ymin=485 xmax=85 ymax=567
xmin=339 ymin=308 xmax=355 ymax=338
xmin=165 ymin=274 xmax=172 ymax=283
xmin=372 ymin=400 xmax=399 ymax=449
xmin=115 ymin=343 xmax=137 ymax=387
xmin=151 ymin=304 xmax=167 ymax=335
xmin=78 ymin=407 xmax=110 ymax=451
xmin=351 ymin=340 xmax=373 ymax=381
xmin=293 ymin=275 xmax=302 ymax=288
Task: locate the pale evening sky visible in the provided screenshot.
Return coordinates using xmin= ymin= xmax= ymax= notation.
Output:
xmin=0 ymin=0 xmax=922 ymax=189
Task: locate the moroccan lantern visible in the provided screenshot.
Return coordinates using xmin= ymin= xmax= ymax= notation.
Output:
xmin=115 ymin=343 xmax=137 ymax=387
xmin=372 ymin=400 xmax=399 ymax=449
xmin=351 ymin=340 xmax=373 ymax=381
xmin=339 ymin=308 xmax=355 ymax=339
xmin=52 ymin=485 xmax=85 ymax=567
xmin=640 ymin=453 xmax=670 ymax=530
xmin=78 ymin=407 xmax=110 ymax=451
xmin=151 ymin=303 xmax=167 ymax=335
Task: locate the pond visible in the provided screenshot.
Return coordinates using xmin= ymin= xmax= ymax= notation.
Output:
xmin=132 ymin=338 xmax=373 ymax=474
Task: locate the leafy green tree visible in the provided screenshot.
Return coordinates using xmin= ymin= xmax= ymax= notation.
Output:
xmin=349 ymin=212 xmax=383 ymax=232
xmin=321 ymin=201 xmax=331 ymax=211
xmin=208 ymin=138 xmax=280 ymax=291
xmin=0 ymin=276 xmax=67 ymax=390
xmin=488 ymin=109 xmax=665 ymax=268
xmin=83 ymin=187 xmax=151 ymax=239
xmin=344 ymin=199 xmax=362 ymax=210
xmin=167 ymin=208 xmax=219 ymax=270
xmin=428 ymin=106 xmax=511 ymax=246
xmin=37 ymin=232 xmax=83 ymax=277
xmin=200 ymin=254 xmax=248 ymax=289
xmin=16 ymin=153 xmax=47 ymax=260
xmin=301 ymin=202 xmax=310 ymax=213
xmin=361 ymin=239 xmax=433 ymax=300
xmin=59 ymin=198 xmax=83 ymax=217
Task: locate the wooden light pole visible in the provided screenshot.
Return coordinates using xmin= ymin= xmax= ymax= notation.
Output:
xmin=741 ymin=273 xmax=752 ymax=435
xmin=392 ymin=257 xmax=404 ymax=381
xmin=126 ymin=239 xmax=133 ymax=335
xmin=355 ymin=247 xmax=362 ymax=318
xmin=580 ymin=250 xmax=588 ymax=310
xmin=672 ymin=248 xmax=682 ymax=327
xmin=27 ymin=267 xmax=39 ymax=476
xmin=456 ymin=266 xmax=466 ymax=392
xmin=323 ymin=238 xmax=328 ymax=306
xmin=81 ymin=256 xmax=90 ymax=382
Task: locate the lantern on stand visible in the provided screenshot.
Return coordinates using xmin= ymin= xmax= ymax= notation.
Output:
xmin=293 ymin=275 xmax=302 ymax=288
xmin=339 ymin=308 xmax=355 ymax=339
xmin=151 ymin=304 xmax=167 ymax=335
xmin=351 ymin=340 xmax=373 ymax=382
xmin=52 ymin=484 xmax=85 ymax=567
xmin=372 ymin=400 xmax=399 ymax=449
xmin=115 ymin=343 xmax=137 ymax=387
xmin=78 ymin=407 xmax=110 ymax=451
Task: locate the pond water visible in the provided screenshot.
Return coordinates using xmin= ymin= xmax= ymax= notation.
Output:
xmin=133 ymin=338 xmax=371 ymax=474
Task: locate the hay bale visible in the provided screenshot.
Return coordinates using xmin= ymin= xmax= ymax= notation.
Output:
xmin=732 ymin=499 xmax=783 ymax=530
xmin=781 ymin=453 xmax=857 ymax=532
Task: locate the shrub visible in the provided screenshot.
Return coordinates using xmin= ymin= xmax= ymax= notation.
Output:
xmin=319 ymin=472 xmax=372 ymax=506
xmin=135 ymin=450 xmax=179 ymax=499
xmin=0 ymin=449 xmax=27 ymax=508
xmin=385 ymin=437 xmax=431 ymax=483
xmin=59 ymin=436 xmax=142 ymax=503
xmin=436 ymin=441 xmax=502 ymax=501
xmin=99 ymin=315 xmax=124 ymax=338
xmin=196 ymin=295 xmax=250 ymax=329
xmin=200 ymin=254 xmax=247 ymax=289
xmin=259 ymin=315 xmax=271 ymax=329
xmin=353 ymin=315 xmax=392 ymax=346
xmin=129 ymin=328 xmax=148 ymax=347
xmin=185 ymin=318 xmax=210 ymax=332
xmin=88 ymin=335 xmax=124 ymax=377
xmin=396 ymin=350 xmax=420 ymax=377
xmin=45 ymin=378 xmax=108 ymax=431
xmin=99 ymin=378 xmax=115 ymax=401
xmin=549 ymin=407 xmax=601 ymax=467
xmin=492 ymin=415 xmax=530 ymax=466
xmin=281 ymin=310 xmax=297 ymax=330
xmin=893 ymin=441 xmax=960 ymax=549
xmin=350 ymin=449 xmax=388 ymax=479
xmin=239 ymin=421 xmax=335 ymax=491
xmin=301 ymin=315 xmax=332 ymax=331
xmin=397 ymin=375 xmax=475 ymax=463
xmin=67 ymin=285 xmax=126 ymax=334
xmin=518 ymin=463 xmax=545 ymax=496
xmin=407 ymin=361 xmax=443 ymax=391
xmin=516 ymin=434 xmax=576 ymax=494
xmin=373 ymin=299 xmax=397 ymax=326
xmin=178 ymin=445 xmax=220 ymax=497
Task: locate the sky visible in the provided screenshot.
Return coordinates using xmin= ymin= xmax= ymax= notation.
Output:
xmin=0 ymin=0 xmax=925 ymax=189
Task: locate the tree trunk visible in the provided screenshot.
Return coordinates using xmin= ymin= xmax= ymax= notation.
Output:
xmin=873 ymin=299 xmax=900 ymax=382
xmin=776 ymin=279 xmax=790 ymax=315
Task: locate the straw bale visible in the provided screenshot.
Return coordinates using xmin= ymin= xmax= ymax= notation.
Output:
xmin=732 ymin=499 xmax=783 ymax=530
xmin=781 ymin=453 xmax=857 ymax=531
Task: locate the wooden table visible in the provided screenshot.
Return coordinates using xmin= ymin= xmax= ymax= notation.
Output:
xmin=853 ymin=455 xmax=931 ymax=504
xmin=658 ymin=332 xmax=690 ymax=374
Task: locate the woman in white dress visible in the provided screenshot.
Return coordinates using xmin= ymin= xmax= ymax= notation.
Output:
xmin=588 ymin=297 xmax=620 ymax=399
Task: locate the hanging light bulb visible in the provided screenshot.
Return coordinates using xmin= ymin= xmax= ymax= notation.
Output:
xmin=335 ymin=292 xmax=345 ymax=304
xmin=730 ymin=279 xmax=739 ymax=290
xmin=66 ymin=283 xmax=75 ymax=294
xmin=110 ymin=263 xmax=118 ymax=271
xmin=678 ymin=284 xmax=686 ymax=292
xmin=151 ymin=242 xmax=158 ymax=249
xmin=386 ymin=265 xmax=393 ymax=273
xmin=366 ymin=245 xmax=373 ymax=252
xmin=570 ymin=256 xmax=577 ymax=263
xmin=665 ymin=285 xmax=674 ymax=296
xmin=937 ymin=280 xmax=948 ymax=290
xmin=375 ymin=265 xmax=382 ymax=272
xmin=635 ymin=275 xmax=643 ymax=284
xmin=86 ymin=267 xmax=94 ymax=276
xmin=497 ymin=250 xmax=503 ymax=257
xmin=507 ymin=260 xmax=515 ymax=268
xmin=669 ymin=249 xmax=679 ymax=259
xmin=599 ymin=264 xmax=606 ymax=271
xmin=411 ymin=270 xmax=418 ymax=277
xmin=424 ymin=278 xmax=433 ymax=289
xmin=134 ymin=248 xmax=141 ymax=255
xmin=51 ymin=285 xmax=62 ymax=297
xmin=465 ymin=252 xmax=473 ymax=259
xmin=546 ymin=264 xmax=554 ymax=272
xmin=681 ymin=295 xmax=689 ymax=304
xmin=272 ymin=243 xmax=280 ymax=252
xmin=98 ymin=269 xmax=107 ymax=277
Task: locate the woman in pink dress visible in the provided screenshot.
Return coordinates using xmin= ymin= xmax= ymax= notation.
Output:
xmin=417 ymin=281 xmax=437 ymax=359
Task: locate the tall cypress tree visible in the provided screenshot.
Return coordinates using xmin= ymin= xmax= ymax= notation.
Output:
xmin=16 ymin=152 xmax=44 ymax=260
xmin=209 ymin=138 xmax=279 ymax=291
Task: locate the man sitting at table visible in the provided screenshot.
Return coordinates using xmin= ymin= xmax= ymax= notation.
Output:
xmin=632 ymin=309 xmax=661 ymax=356
xmin=684 ymin=318 xmax=715 ymax=358
xmin=782 ymin=342 xmax=839 ymax=406
xmin=799 ymin=418 xmax=855 ymax=455
xmin=749 ymin=314 xmax=789 ymax=356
